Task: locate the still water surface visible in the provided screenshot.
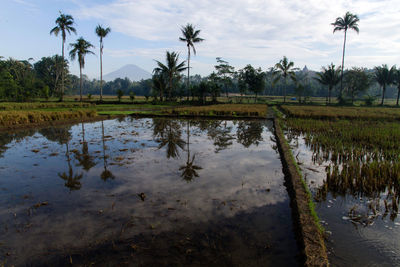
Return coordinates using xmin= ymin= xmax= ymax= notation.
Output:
xmin=0 ymin=117 xmax=298 ymax=266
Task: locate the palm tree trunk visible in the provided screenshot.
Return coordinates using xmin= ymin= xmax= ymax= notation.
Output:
xmin=340 ymin=30 xmax=347 ymax=99
xmin=381 ymin=85 xmax=386 ymax=106
xmin=187 ymin=46 xmax=190 ymax=101
xmin=60 ymin=39 xmax=65 ymax=102
xmin=397 ymin=86 xmax=400 ymax=106
xmin=169 ymin=75 xmax=172 ymax=101
xmin=283 ymin=78 xmax=287 ymax=103
xmin=100 ymin=39 xmax=103 ymax=102
xmin=79 ymin=65 xmax=83 ymax=102
xmin=328 ymin=86 xmax=332 ymax=104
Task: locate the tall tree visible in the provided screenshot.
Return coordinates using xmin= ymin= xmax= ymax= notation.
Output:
xmin=344 ymin=67 xmax=371 ymax=104
xmin=215 ymin=57 xmax=235 ymax=98
xmin=240 ymin=65 xmax=266 ymax=102
xmin=179 ymin=23 xmax=204 ymax=101
xmin=393 ymin=68 xmax=400 ymax=106
xmin=274 ymin=56 xmax=297 ymax=103
xmin=95 ymin=25 xmax=111 ymax=102
xmin=374 ymin=64 xmax=395 ymax=106
xmin=69 ymin=37 xmax=95 ymax=102
xmin=50 ymin=12 xmax=76 ymax=101
xmin=332 ymin=11 xmax=360 ymax=98
xmin=154 ymin=51 xmax=186 ymax=101
xmin=314 ymin=63 xmax=341 ymax=104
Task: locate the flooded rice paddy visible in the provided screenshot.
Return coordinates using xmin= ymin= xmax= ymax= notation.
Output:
xmin=287 ymin=132 xmax=400 ymax=267
xmin=0 ymin=117 xmax=298 ymax=266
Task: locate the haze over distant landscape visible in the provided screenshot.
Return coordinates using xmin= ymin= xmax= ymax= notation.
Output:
xmin=1 ymin=0 xmax=400 ymax=79
xmin=103 ymin=64 xmax=152 ymax=81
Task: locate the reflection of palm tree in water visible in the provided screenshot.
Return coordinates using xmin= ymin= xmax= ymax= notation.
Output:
xmin=236 ymin=121 xmax=264 ymax=148
xmin=73 ymin=122 xmax=96 ymax=171
xmin=58 ymin=140 xmax=83 ymax=191
xmin=100 ymin=120 xmax=115 ymax=181
xmin=179 ymin=120 xmax=202 ymax=182
xmin=153 ymin=119 xmax=185 ymax=159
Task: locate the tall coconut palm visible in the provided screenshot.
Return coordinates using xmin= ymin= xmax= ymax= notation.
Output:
xmin=50 ymin=12 xmax=76 ymax=101
xmin=179 ymin=121 xmax=202 ymax=182
xmin=314 ymin=63 xmax=341 ymax=104
xmin=274 ymin=56 xmax=297 ymax=103
xmin=154 ymin=51 xmax=186 ymax=101
xmin=374 ymin=64 xmax=395 ymax=106
xmin=179 ymin=24 xmax=204 ymax=101
xmin=393 ymin=68 xmax=400 ymax=107
xmin=95 ymin=25 xmax=111 ymax=102
xmin=332 ymin=11 xmax=360 ymax=98
xmin=69 ymin=37 xmax=95 ymax=102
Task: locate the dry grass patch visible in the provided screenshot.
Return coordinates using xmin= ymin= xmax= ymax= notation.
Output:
xmin=282 ymin=105 xmax=400 ymax=120
xmin=0 ymin=109 xmax=97 ymax=127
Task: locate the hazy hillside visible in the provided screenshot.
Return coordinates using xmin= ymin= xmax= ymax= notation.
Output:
xmin=103 ymin=64 xmax=152 ymax=81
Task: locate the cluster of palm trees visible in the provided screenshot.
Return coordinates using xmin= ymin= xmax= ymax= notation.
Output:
xmin=50 ymin=12 xmax=111 ymax=101
xmin=152 ymin=23 xmax=204 ymax=101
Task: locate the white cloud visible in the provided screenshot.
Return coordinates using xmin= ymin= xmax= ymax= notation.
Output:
xmin=74 ymin=0 xmax=400 ymax=75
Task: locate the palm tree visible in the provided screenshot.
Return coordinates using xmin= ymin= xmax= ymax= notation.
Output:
xmin=332 ymin=11 xmax=360 ymax=98
xmin=69 ymin=37 xmax=95 ymax=102
xmin=50 ymin=12 xmax=76 ymax=101
xmin=314 ymin=63 xmax=341 ymax=104
xmin=274 ymin=56 xmax=297 ymax=103
xmin=100 ymin=120 xmax=115 ymax=181
xmin=179 ymin=24 xmax=204 ymax=101
xmin=95 ymin=25 xmax=111 ymax=102
xmin=154 ymin=51 xmax=186 ymax=101
xmin=393 ymin=68 xmax=400 ymax=107
xmin=58 ymin=140 xmax=83 ymax=191
xmin=179 ymin=121 xmax=202 ymax=182
xmin=374 ymin=64 xmax=395 ymax=106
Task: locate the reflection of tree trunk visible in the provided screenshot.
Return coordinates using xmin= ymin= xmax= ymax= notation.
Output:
xmin=82 ymin=122 xmax=85 ymax=143
xmin=186 ymin=121 xmax=190 ymax=164
xmin=102 ymin=120 xmax=107 ymax=171
xmin=66 ymin=141 xmax=71 ymax=170
xmin=100 ymin=120 xmax=114 ymax=180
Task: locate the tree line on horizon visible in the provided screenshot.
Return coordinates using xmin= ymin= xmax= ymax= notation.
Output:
xmin=1 ymin=11 xmax=400 ymax=105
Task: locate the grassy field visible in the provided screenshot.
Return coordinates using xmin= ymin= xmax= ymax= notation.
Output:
xmin=162 ymin=104 xmax=268 ymax=118
xmin=282 ymin=105 xmax=400 ymax=120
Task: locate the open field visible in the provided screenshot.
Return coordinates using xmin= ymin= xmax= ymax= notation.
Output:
xmin=282 ymin=105 xmax=400 ymax=120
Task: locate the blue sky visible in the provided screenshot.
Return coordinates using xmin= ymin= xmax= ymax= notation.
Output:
xmin=1 ymin=0 xmax=400 ymax=79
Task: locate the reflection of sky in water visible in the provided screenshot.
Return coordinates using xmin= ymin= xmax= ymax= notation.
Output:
xmin=288 ymin=133 xmax=400 ymax=266
xmin=0 ymin=118 xmax=297 ymax=265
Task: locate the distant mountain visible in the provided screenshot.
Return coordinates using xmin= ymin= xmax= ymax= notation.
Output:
xmin=103 ymin=64 xmax=152 ymax=82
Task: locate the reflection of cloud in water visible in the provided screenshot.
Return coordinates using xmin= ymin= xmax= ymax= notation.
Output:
xmin=0 ymin=118 xmax=289 ymax=265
